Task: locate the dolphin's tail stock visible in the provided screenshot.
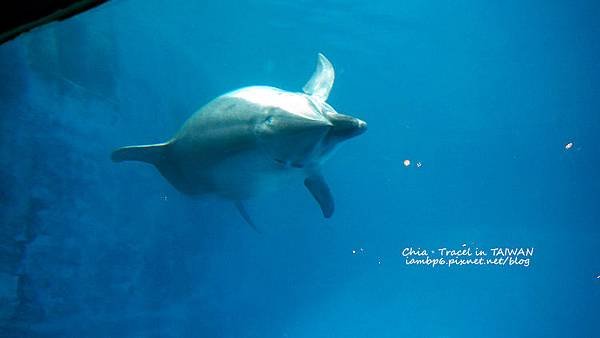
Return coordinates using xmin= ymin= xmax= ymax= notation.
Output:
xmin=111 ymin=143 xmax=168 ymax=164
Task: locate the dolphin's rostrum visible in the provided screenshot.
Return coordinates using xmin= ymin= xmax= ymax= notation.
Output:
xmin=112 ymin=53 xmax=367 ymax=228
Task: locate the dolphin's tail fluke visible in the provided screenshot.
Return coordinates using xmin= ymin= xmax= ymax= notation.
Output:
xmin=111 ymin=143 xmax=168 ymax=164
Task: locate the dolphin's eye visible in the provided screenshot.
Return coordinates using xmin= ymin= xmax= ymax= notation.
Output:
xmin=264 ymin=116 xmax=274 ymax=125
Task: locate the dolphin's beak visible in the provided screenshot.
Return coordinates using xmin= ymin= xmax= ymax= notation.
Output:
xmin=327 ymin=113 xmax=367 ymax=140
xmin=356 ymin=118 xmax=368 ymax=133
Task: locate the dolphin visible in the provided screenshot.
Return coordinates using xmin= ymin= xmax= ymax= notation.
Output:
xmin=112 ymin=53 xmax=367 ymax=229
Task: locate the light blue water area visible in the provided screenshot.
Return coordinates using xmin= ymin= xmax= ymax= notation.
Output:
xmin=0 ymin=0 xmax=598 ymax=337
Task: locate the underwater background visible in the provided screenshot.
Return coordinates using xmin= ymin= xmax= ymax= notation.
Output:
xmin=1 ymin=0 xmax=599 ymax=337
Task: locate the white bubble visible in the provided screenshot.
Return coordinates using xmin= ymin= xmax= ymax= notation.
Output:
xmin=403 ymin=159 xmax=411 ymax=167
xmin=565 ymin=142 xmax=573 ymax=150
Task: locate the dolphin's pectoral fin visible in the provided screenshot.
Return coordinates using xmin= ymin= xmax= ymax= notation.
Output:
xmin=302 ymin=53 xmax=335 ymax=101
xmin=304 ymin=173 xmax=335 ymax=218
xmin=235 ymin=201 xmax=262 ymax=233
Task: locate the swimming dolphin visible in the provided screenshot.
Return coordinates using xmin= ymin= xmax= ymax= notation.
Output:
xmin=112 ymin=53 xmax=367 ymax=229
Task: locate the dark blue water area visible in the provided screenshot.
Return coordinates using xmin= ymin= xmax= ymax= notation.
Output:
xmin=1 ymin=0 xmax=599 ymax=337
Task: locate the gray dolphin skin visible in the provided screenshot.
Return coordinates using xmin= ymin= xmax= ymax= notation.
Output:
xmin=112 ymin=53 xmax=367 ymax=229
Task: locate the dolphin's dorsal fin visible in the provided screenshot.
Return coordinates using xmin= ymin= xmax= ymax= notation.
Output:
xmin=304 ymin=172 xmax=335 ymax=218
xmin=303 ymin=53 xmax=335 ymax=101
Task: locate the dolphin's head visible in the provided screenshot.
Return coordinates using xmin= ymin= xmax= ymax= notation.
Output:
xmin=253 ymin=96 xmax=367 ymax=168
xmin=249 ymin=53 xmax=367 ymax=167
xmin=254 ymin=102 xmax=333 ymax=168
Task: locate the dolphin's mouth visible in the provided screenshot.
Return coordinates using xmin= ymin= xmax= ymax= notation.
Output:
xmin=327 ymin=113 xmax=367 ymax=139
xmin=356 ymin=119 xmax=368 ymax=131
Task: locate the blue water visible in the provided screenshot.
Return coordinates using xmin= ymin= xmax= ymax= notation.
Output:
xmin=1 ymin=0 xmax=599 ymax=337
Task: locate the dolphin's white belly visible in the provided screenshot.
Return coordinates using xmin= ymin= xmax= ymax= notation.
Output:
xmin=208 ymin=148 xmax=304 ymax=200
